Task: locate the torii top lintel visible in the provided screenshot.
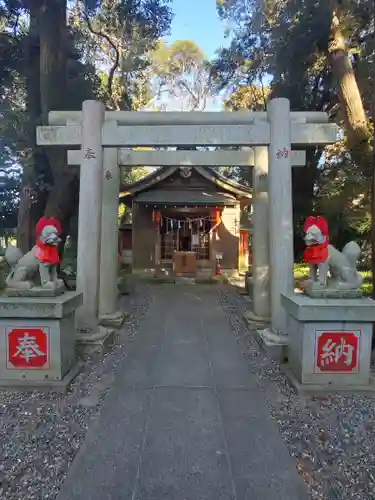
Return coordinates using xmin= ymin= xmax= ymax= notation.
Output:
xmin=36 ymin=122 xmax=338 ymax=148
xmin=36 ymin=99 xmax=338 ymax=148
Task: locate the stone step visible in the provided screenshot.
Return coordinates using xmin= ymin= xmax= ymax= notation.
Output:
xmin=175 ymin=277 xmax=195 ymax=285
xmin=196 ymin=269 xmax=213 ymax=279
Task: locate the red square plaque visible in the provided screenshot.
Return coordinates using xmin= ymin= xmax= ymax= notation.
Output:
xmin=6 ymin=327 xmax=50 ymax=369
xmin=314 ymin=330 xmax=360 ymax=373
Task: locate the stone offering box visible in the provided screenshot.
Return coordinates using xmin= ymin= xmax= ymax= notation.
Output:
xmin=0 ymin=291 xmax=82 ymax=390
xmin=282 ymin=293 xmax=375 ymax=393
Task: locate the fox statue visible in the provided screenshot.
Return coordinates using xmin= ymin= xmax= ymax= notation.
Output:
xmin=303 ymin=216 xmax=363 ymax=291
xmin=5 ymin=216 xmax=64 ymax=293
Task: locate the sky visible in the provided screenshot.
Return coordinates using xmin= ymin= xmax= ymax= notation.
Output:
xmin=162 ymin=0 xmax=230 ymax=110
xmin=166 ymin=0 xmax=229 ymax=60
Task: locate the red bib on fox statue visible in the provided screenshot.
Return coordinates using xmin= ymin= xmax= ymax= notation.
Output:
xmin=303 ymin=216 xmax=329 ymax=264
xmin=35 ymin=216 xmax=61 ymax=265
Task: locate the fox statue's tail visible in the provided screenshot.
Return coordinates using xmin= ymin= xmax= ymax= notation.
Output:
xmin=342 ymin=241 xmax=361 ymax=269
xmin=5 ymin=244 xmax=23 ymax=268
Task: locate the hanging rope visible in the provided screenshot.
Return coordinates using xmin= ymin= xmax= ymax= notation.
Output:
xmin=160 ymin=215 xmax=215 ymax=233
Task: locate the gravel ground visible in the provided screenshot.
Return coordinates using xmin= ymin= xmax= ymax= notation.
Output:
xmin=2 ymin=283 xmax=375 ymax=500
xmin=0 ymin=283 xmax=152 ymax=500
xmin=217 ymin=286 xmax=375 ymax=500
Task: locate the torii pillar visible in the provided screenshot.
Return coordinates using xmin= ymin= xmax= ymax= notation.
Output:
xmin=267 ymin=98 xmax=294 ymax=334
xmin=98 ymin=135 xmax=125 ymax=329
xmin=66 ymin=125 xmax=124 ymax=330
xmin=75 ymin=100 xmax=104 ymax=333
xmin=99 ymin=141 xmax=125 ymax=328
xmin=250 ymin=146 xmax=306 ymax=321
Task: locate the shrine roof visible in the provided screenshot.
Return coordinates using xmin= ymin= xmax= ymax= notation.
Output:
xmin=119 ymin=166 xmax=252 ymax=202
xmin=134 ymin=189 xmax=238 ymax=206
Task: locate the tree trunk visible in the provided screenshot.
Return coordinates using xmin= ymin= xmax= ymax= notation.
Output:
xmin=327 ymin=1 xmax=374 ymax=348
xmin=327 ymin=5 xmax=372 ymax=176
xmin=292 ymin=148 xmax=319 ymax=258
xmin=16 ymin=186 xmax=33 ymax=253
xmin=38 ymin=0 xmax=79 ymax=247
xmin=44 ymin=173 xmax=79 ymax=253
xmin=39 ymin=0 xmax=67 ymax=122
xmin=18 ymin=0 xmax=78 ymax=253
xmin=371 ymin=44 xmax=375 ymax=348
xmin=17 ymin=3 xmax=44 ymax=251
xmin=372 ymin=120 xmax=375 ymax=347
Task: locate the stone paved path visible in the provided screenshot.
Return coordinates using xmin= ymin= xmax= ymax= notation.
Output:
xmin=57 ymin=286 xmax=309 ymax=500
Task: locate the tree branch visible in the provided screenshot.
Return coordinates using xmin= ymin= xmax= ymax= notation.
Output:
xmin=83 ymin=12 xmax=120 ymax=104
xmin=177 ymin=79 xmax=200 ymax=108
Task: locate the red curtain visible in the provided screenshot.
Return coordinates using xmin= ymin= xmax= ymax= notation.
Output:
xmin=239 ymin=230 xmax=249 ymax=256
xmin=211 ymin=208 xmax=221 ymax=226
xmin=152 ymin=210 xmax=161 ymax=225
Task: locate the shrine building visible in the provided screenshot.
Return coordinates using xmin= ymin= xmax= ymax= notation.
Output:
xmin=119 ymin=166 xmax=251 ymax=277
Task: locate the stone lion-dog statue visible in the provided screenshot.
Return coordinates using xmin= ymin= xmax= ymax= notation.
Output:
xmin=5 ymin=216 xmax=65 ymax=294
xmin=303 ymin=216 xmax=363 ymax=295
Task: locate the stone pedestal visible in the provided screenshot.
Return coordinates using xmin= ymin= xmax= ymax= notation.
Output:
xmin=76 ymin=325 xmax=116 ymax=355
xmin=282 ymin=293 xmax=375 ymax=393
xmin=254 ymin=327 xmax=288 ymax=361
xmin=243 ymin=310 xmax=269 ymax=329
xmin=5 ymin=283 xmax=65 ymax=297
xmin=0 ymin=292 xmax=83 ymax=391
xmin=302 ymin=281 xmax=362 ymax=298
xmin=99 ymin=310 xmax=127 ymax=328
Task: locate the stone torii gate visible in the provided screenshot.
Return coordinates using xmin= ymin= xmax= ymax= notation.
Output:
xmin=37 ymin=99 xmax=338 ymax=346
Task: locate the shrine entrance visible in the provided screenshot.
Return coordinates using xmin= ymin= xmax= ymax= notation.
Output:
xmin=159 ymin=210 xmax=215 ymax=276
xmin=158 ymin=209 xmax=217 ymax=276
xmin=119 ymin=165 xmax=251 ymax=278
xmin=159 ymin=210 xmax=212 ymax=262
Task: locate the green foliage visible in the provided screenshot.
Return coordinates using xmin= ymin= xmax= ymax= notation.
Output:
xmin=0 ymin=0 xmax=173 ymax=241
xmin=0 ymin=154 xmax=21 ymax=234
xmin=118 ymin=165 xmax=149 ymax=223
xmin=151 ymin=39 xmax=211 ymax=110
xmin=73 ymin=0 xmax=173 ymax=109
xmin=2 ymin=0 xmax=374 ymax=271
xmin=211 ymin=0 xmax=375 ymax=258
xmin=121 ymin=165 xmax=149 ymax=187
xmin=224 ymin=85 xmax=270 ymax=111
